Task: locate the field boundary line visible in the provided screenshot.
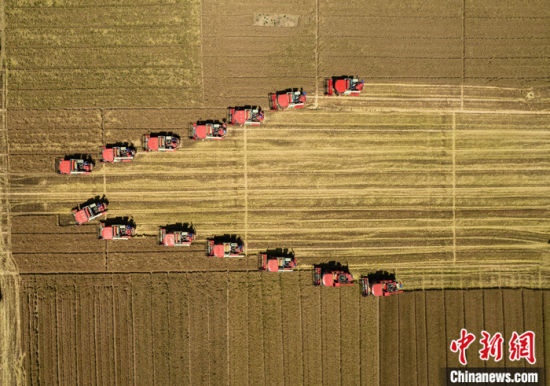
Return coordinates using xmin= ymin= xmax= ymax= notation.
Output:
xmin=452 ymin=112 xmax=456 ymax=263
xmin=314 ymin=0 xmax=319 ymax=108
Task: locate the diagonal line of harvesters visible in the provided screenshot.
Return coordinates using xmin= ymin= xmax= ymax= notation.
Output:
xmin=59 ymin=77 xmax=402 ymax=297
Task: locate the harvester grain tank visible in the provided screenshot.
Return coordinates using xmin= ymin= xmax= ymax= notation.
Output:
xmin=101 ymin=145 xmax=136 ymax=163
xmin=260 ymin=250 xmax=297 ymax=272
xmin=313 ymin=266 xmax=355 ymax=287
xmin=269 ymin=89 xmax=306 ymax=110
xmin=228 ymin=106 xmax=264 ymax=126
xmin=361 ymin=277 xmax=403 ymax=296
xmin=159 ymin=227 xmax=195 ymax=246
xmin=99 ymin=223 xmax=136 ymax=240
xmin=207 ymin=238 xmax=245 ymax=257
xmin=56 ymin=158 xmax=94 ymax=175
xmin=73 ymin=202 xmax=107 ymax=224
xmin=191 ymin=121 xmax=227 ymax=140
xmin=143 ymin=134 xmax=180 ymax=152
xmin=326 ymin=76 xmax=364 ymax=96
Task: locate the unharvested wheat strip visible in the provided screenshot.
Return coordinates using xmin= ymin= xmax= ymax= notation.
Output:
xmin=131 ymin=274 xmax=153 ymax=385
xmin=425 ymin=291 xmax=447 ymax=384
xmin=339 ymin=286 xmax=360 ymax=385
xmin=113 ymin=277 xmax=135 ymax=385
xmin=57 ymin=283 xmax=78 ymax=385
xmin=19 ymin=285 xmax=32 ymax=384
xmin=227 ymin=272 xmax=248 ymax=385
xmin=379 ymin=295 xmax=398 ymax=385
xmin=187 ymin=273 xmax=210 ymax=385
xmin=207 ymin=272 xmax=228 ymax=384
xmin=444 ymin=290 xmax=465 ymax=367
xmin=151 ymin=274 xmax=170 ymax=385
xmin=260 ymin=274 xmax=285 ymax=384
xmin=75 ymin=279 xmax=97 ymax=385
xmin=300 ymin=271 xmax=322 ymax=385
xmin=522 ymin=289 xmax=544 ymax=365
xmin=398 ymin=293 xmax=417 ymax=385
xmin=502 ymin=289 xmax=525 ymax=369
xmin=320 ymin=287 xmax=341 ymax=385
xmin=246 ymin=271 xmax=265 ymax=385
xmin=36 ymin=282 xmax=58 ymax=385
xmin=167 ymin=273 xmax=191 ymax=386
xmin=280 ymin=274 xmax=304 ymax=385
xmin=414 ymin=292 xmax=428 ymax=385
xmin=462 ymin=290 xmax=485 ymax=367
xmin=95 ymin=285 xmax=116 ymax=385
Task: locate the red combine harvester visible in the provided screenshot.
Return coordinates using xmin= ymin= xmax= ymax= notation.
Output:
xmin=159 ymin=227 xmax=195 ymax=247
xmin=191 ymin=121 xmax=227 ymax=140
xmin=73 ymin=202 xmax=107 ymax=225
xmin=143 ymin=134 xmax=180 ymax=152
xmin=228 ymin=106 xmax=264 ymax=126
xmin=207 ymin=239 xmax=244 ymax=257
xmin=260 ymin=251 xmax=297 ymax=272
xmin=326 ymin=76 xmax=364 ymax=96
xmin=270 ymin=89 xmax=306 ymax=110
xmin=56 ymin=158 xmax=93 ymax=175
xmin=99 ymin=224 xmax=136 ymax=240
xmin=101 ymin=146 xmax=136 ymax=163
xmin=361 ymin=277 xmax=403 ymax=296
xmin=313 ymin=267 xmax=355 ymax=287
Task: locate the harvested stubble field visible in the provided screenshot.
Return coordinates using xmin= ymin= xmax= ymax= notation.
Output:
xmin=1 ymin=0 xmax=550 ymax=384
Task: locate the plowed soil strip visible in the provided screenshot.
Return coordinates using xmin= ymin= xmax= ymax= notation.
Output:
xmin=76 ymin=278 xmax=96 ymax=384
xmin=95 ymin=285 xmax=116 ymax=384
xmin=425 ymin=291 xmax=447 ymax=384
xmin=502 ymin=288 xmax=525 ymax=369
xmin=227 ymin=272 xmax=248 ymax=385
xmin=379 ymin=295 xmax=399 ymax=385
xmin=261 ymin=273 xmax=284 ymax=384
xmin=247 ymin=271 xmax=265 ymax=385
xmin=37 ymin=281 xmax=58 ymax=385
xmin=280 ymin=273 xmax=304 ymax=385
xmin=339 ymin=285 xmax=360 ymax=385
xmin=300 ymin=271 xmax=322 ymax=385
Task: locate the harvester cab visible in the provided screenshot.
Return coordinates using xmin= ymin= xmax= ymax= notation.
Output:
xmin=99 ymin=223 xmax=136 ymax=240
xmin=360 ymin=276 xmax=403 ymax=296
xmin=228 ymin=106 xmax=264 ymax=126
xmin=191 ymin=121 xmax=227 ymax=140
xmin=326 ymin=76 xmax=364 ymax=96
xmin=101 ymin=145 xmax=136 ymax=163
xmin=143 ymin=134 xmax=180 ymax=152
xmin=56 ymin=158 xmax=94 ymax=175
xmin=270 ymin=89 xmax=306 ymax=110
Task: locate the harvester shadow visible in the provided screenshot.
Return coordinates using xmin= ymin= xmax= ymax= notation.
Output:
xmin=103 ymin=142 xmax=136 ymax=151
xmin=101 ymin=216 xmax=135 ymax=228
xmin=61 ymin=153 xmax=95 ymax=165
xmin=210 ymin=234 xmax=243 ymax=244
xmin=365 ymin=270 xmax=396 ymax=282
xmin=313 ymin=260 xmax=351 ymax=273
xmin=161 ymin=222 xmax=195 ymax=234
xmin=72 ymin=195 xmax=109 ymax=212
